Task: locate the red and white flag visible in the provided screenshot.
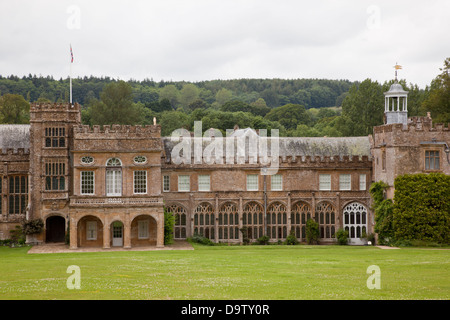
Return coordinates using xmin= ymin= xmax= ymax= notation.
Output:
xmin=70 ymin=45 xmax=74 ymax=63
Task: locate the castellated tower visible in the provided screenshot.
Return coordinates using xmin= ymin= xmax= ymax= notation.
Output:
xmin=28 ymin=103 xmax=81 ymax=243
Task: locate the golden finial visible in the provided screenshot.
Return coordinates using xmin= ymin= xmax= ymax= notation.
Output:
xmin=393 ymin=62 xmax=402 ymax=81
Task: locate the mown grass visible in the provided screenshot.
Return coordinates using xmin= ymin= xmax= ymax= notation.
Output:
xmin=0 ymin=244 xmax=448 ymax=300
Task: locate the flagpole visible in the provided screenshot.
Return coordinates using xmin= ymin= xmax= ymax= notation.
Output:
xmin=70 ymin=44 xmax=73 ymax=106
xmin=70 ymin=60 xmax=72 ymax=105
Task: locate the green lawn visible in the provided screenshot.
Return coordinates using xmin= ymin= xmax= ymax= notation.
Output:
xmin=0 ymin=244 xmax=448 ymax=300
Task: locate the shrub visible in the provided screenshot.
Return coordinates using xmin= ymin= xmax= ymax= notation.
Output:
xmin=239 ymin=227 xmax=250 ymax=245
xmin=164 ymin=208 xmax=175 ymax=245
xmin=305 ymin=218 xmax=319 ymax=245
xmin=189 ymin=233 xmax=215 ymax=246
xmin=336 ymin=228 xmax=349 ymax=245
xmin=285 ymin=230 xmax=299 ymax=245
xmin=22 ymin=218 xmax=44 ymax=235
xmin=256 ymin=235 xmax=270 ymax=245
xmin=9 ymin=226 xmax=25 ymax=246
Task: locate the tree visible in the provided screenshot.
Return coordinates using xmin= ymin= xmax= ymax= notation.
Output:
xmin=179 ymin=83 xmax=199 ymax=107
xmin=87 ymin=80 xmax=142 ymax=126
xmin=215 ymin=88 xmax=233 ymax=106
xmin=159 ymin=84 xmax=179 ymax=108
xmin=0 ymin=93 xmax=30 ymax=124
xmin=341 ymin=79 xmax=384 ymax=136
xmin=420 ymin=57 xmax=450 ymax=123
xmin=264 ymin=103 xmax=311 ymax=130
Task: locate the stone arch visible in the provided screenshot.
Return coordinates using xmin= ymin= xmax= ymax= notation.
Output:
xmin=343 ymin=202 xmax=368 ymax=244
xmin=242 ymin=201 xmax=264 ymax=240
xmin=45 ymin=214 xmax=66 ymax=243
xmin=291 ymin=201 xmax=312 ymax=240
xmin=315 ymin=201 xmax=336 ymax=240
xmin=267 ymin=201 xmax=287 ymax=240
xmin=77 ymin=215 xmax=104 ymax=248
xmin=165 ymin=203 xmax=188 ymax=239
xmin=130 ymin=214 xmax=157 ymax=247
xmin=194 ymin=202 xmax=215 ymax=240
xmin=218 ymin=201 xmax=239 ymax=241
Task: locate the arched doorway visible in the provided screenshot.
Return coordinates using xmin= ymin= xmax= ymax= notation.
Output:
xmin=343 ymin=202 xmax=368 ymax=245
xmin=46 ymin=216 xmax=66 ymax=243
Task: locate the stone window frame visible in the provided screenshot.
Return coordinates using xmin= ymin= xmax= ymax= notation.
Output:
xmin=163 ymin=175 xmax=170 ymax=192
xmin=319 ymin=174 xmax=331 ymax=191
xmin=359 ymin=174 xmax=367 ymax=191
xmin=138 ymin=220 xmax=150 ymax=239
xmin=44 ymin=159 xmax=66 ymax=191
xmin=8 ymin=175 xmax=28 ymax=215
xmin=339 ymin=173 xmax=352 ymax=191
xmin=271 ymin=174 xmax=282 ymax=191
xmin=133 ymin=155 xmax=148 ymax=165
xmin=44 ymin=127 xmax=66 ymax=148
xmin=424 ymin=149 xmax=440 ymax=171
xmin=86 ymin=220 xmax=97 ymax=240
xmin=198 ymin=174 xmax=210 ymax=192
xmin=80 ymin=171 xmax=95 ymax=195
xmin=246 ymin=174 xmax=258 ymax=191
xmin=133 ymin=170 xmax=147 ymax=194
xmin=178 ymin=175 xmax=190 ymax=192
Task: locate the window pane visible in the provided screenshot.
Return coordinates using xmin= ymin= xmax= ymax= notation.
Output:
xmin=178 ymin=175 xmax=190 ymax=192
xmin=319 ymin=174 xmax=331 ymax=190
xmin=271 ymin=174 xmax=282 ymax=191
xmin=198 ymin=175 xmax=210 ymax=191
xmin=247 ymin=174 xmax=258 ymax=191
xmin=134 ymin=171 xmax=147 ymax=194
xmin=339 ymin=174 xmax=351 ymax=190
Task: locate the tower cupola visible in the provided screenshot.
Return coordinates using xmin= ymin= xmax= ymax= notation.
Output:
xmin=384 ymin=63 xmax=408 ymax=125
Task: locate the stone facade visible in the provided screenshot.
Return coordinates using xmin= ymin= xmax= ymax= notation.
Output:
xmin=0 ymin=95 xmax=448 ymax=248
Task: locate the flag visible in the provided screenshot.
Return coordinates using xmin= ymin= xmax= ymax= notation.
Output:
xmin=70 ymin=45 xmax=74 ymax=63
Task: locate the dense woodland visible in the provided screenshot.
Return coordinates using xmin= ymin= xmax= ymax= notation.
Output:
xmin=0 ymin=57 xmax=448 ymax=137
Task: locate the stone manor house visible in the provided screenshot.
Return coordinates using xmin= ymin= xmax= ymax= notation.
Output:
xmin=0 ymin=80 xmax=448 ymax=249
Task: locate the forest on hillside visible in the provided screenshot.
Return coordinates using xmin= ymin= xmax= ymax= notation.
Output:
xmin=0 ymin=57 xmax=448 ymax=137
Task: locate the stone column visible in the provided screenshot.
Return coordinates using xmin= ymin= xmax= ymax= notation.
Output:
xmin=156 ymin=209 xmax=164 ymax=248
xmin=287 ymin=192 xmax=291 ymax=235
xmin=123 ymin=214 xmax=131 ymax=249
xmin=103 ymin=222 xmax=110 ymax=249
xmin=69 ymin=217 xmax=77 ymax=249
xmin=214 ymin=193 xmax=219 ymax=243
xmin=238 ymin=196 xmax=243 ymax=243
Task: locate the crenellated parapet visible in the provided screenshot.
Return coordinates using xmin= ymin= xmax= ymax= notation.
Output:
xmin=74 ymin=124 xmax=161 ymax=136
xmin=0 ymin=148 xmax=30 ymax=155
xmin=73 ymin=124 xmax=162 ymax=152
xmin=30 ymin=102 xmax=81 ymax=111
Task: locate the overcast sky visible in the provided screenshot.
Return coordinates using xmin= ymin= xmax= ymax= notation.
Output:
xmin=1 ymin=0 xmax=449 ymax=88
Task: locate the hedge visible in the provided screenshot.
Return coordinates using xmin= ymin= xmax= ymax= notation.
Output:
xmin=393 ymin=173 xmax=449 ymax=244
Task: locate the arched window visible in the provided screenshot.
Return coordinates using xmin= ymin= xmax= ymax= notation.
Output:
xmin=315 ymin=201 xmax=336 ymax=239
xmin=343 ymin=202 xmax=368 ymax=242
xmin=194 ymin=202 xmax=214 ymax=240
xmin=106 ymin=158 xmax=122 ymax=196
xmin=243 ymin=202 xmax=263 ymax=240
xmin=267 ymin=202 xmax=287 ymax=240
xmin=219 ymin=202 xmax=239 ymax=241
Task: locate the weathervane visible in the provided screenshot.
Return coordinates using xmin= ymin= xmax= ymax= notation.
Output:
xmin=394 ymin=62 xmax=402 ymax=81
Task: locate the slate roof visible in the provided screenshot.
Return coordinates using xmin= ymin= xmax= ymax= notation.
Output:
xmin=0 ymin=124 xmax=30 ymax=151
